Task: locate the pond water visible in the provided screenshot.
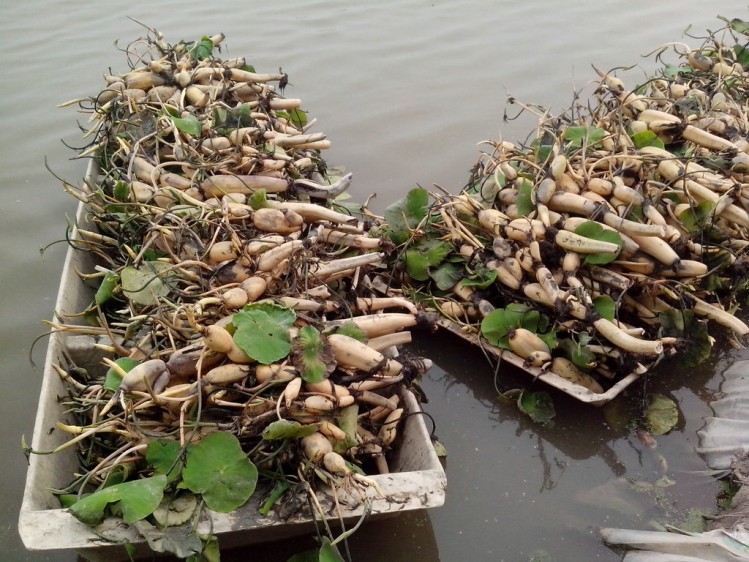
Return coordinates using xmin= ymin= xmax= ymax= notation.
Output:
xmin=2 ymin=1 xmax=747 ymax=560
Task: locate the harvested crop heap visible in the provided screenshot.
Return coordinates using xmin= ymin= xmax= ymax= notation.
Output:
xmin=384 ymin=19 xmax=749 ymax=394
xmin=47 ymin=27 xmax=434 ymax=545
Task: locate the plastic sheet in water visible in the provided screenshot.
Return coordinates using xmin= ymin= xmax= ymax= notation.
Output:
xmin=601 ymin=361 xmax=749 ymax=560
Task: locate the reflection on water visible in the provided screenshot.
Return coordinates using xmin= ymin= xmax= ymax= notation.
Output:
xmin=3 ymin=0 xmax=744 ymax=560
xmin=412 ymin=330 xmax=724 ymax=561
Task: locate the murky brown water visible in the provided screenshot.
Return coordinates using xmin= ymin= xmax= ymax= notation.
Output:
xmin=3 ymin=1 xmax=747 ymax=560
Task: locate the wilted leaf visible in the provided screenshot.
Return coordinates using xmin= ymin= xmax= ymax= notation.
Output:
xmin=182 ymin=432 xmax=258 ymax=512
xmin=644 ymin=394 xmax=679 ymax=435
xmin=120 ymin=261 xmax=174 ymax=306
xmin=432 ymin=440 xmax=448 ymax=458
xmin=135 ymin=519 xmax=203 ymax=558
xmin=151 ymin=494 xmax=198 ymax=527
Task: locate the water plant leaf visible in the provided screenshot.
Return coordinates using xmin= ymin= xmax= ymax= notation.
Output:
xmin=120 ymin=261 xmax=173 ymax=306
xmin=516 ymin=390 xmax=555 ymax=426
xmin=189 ymin=37 xmax=214 ymax=61
xmin=182 ymin=432 xmax=258 ymax=513
xmin=170 ymin=114 xmax=202 ymax=137
xmin=727 ymin=17 xmax=749 ymax=35
xmin=431 ymin=262 xmax=463 ymax=291
xmin=462 ymin=266 xmax=497 ymax=289
xmin=678 ymin=201 xmax=716 ymax=235
xmin=528 ymin=549 xmax=555 ymax=562
xmin=558 ymin=338 xmax=596 ymax=370
xmin=563 ymin=126 xmax=606 ymax=147
xmin=516 ymin=178 xmax=534 ymax=217
xmin=319 ymin=540 xmax=346 ymax=562
xmin=644 ymin=394 xmax=679 ymax=435
xmin=146 ymin=439 xmax=184 ymax=483
xmin=213 ymin=103 xmax=253 ymax=130
xmin=734 ymin=45 xmax=749 ymax=69
xmin=189 ymin=534 xmax=221 ymax=562
xmin=248 ymin=189 xmax=268 ymax=209
xmin=243 ymin=301 xmax=297 ymax=326
xmin=292 ymin=325 xmax=333 ymax=383
xmin=658 ymin=309 xmax=712 ymax=366
xmin=574 ymin=221 xmax=623 ymax=264
xmin=113 ymin=180 xmax=130 ymax=202
xmin=404 ymin=250 xmax=430 ymax=281
xmin=535 ymin=143 xmax=554 ymax=165
xmin=275 ymin=108 xmax=308 ymax=129
xmin=602 ymin=399 xmax=637 ymax=435
xmin=259 ymin=481 xmax=290 ymax=516
xmin=287 ymin=551 xmax=318 ymax=562
xmin=103 ymin=463 xmax=134 ymax=488
xmin=69 ymin=475 xmax=167 ymax=525
xmin=287 ymin=108 xmax=308 ymax=128
xmin=404 ymin=239 xmax=451 ymax=281
xmin=332 ymin=404 xmax=359 ymax=455
xmin=331 ymin=321 xmax=368 ymax=342
xmin=95 ymin=271 xmax=120 ymax=307
xmin=593 ymin=295 xmax=616 ymax=321
xmin=630 ymin=130 xmax=665 ymax=150
xmin=262 ymin=419 xmax=319 ymax=441
xmin=432 ymin=440 xmax=448 ymax=458
xmin=232 ymin=305 xmax=294 ymax=364
xmin=383 ymin=188 xmax=429 ymax=245
xmin=103 ymin=357 xmax=140 ymax=392
xmin=481 ymin=304 xmax=544 ymax=349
